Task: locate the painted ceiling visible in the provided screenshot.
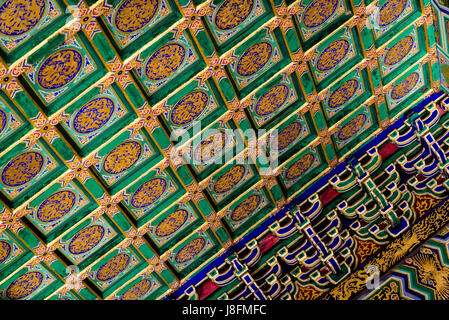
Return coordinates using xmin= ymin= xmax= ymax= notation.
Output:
xmin=0 ymin=0 xmax=449 ymax=301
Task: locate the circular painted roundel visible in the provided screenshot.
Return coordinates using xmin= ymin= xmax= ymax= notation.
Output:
xmin=102 ymin=141 xmax=143 ymax=175
xmin=68 ymin=225 xmax=105 ymax=255
xmin=390 ymin=72 xmax=419 ymax=100
xmin=96 ymin=253 xmax=131 ymax=282
xmin=36 ymin=190 xmax=77 ymax=223
xmin=193 ymin=131 xmax=227 ymax=163
xmin=131 ymin=177 xmax=167 ymax=208
xmin=0 ymin=109 xmax=7 ymax=134
xmin=154 ymin=209 xmax=189 ymax=238
xmin=72 ymin=97 xmax=115 ymax=134
xmin=213 ymin=164 xmax=246 ymax=194
xmin=214 ymin=0 xmax=255 ymax=30
xmin=0 ymin=0 xmax=46 ymax=36
xmin=170 ymin=91 xmax=209 ymax=126
xmin=302 ymin=0 xmax=339 ymax=29
xmin=114 ymin=0 xmax=159 ymax=33
xmin=378 ymin=0 xmax=408 ymax=28
xmin=37 ymin=49 xmax=83 ymax=90
xmin=145 ymin=43 xmax=187 ymax=81
xmin=6 ymin=271 xmax=44 ymax=300
xmin=254 ymin=84 xmax=290 ymax=117
xmin=273 ymin=121 xmax=302 ymax=151
xmin=174 ymin=237 xmax=207 ymax=264
xmin=230 ymin=194 xmax=261 ymax=222
xmin=121 ymin=279 xmax=152 ymax=300
xmin=316 ymin=39 xmax=350 ymax=72
xmin=327 ymin=79 xmax=359 ymax=110
xmin=0 ymin=240 xmax=11 ymax=265
xmin=285 ymin=153 xmax=315 ymax=181
xmin=383 ymin=36 xmax=414 ymax=66
xmin=1 ymin=151 xmax=44 ymax=187
xmin=236 ymin=41 xmax=273 ymax=77
xmin=337 ymin=114 xmax=367 ymax=141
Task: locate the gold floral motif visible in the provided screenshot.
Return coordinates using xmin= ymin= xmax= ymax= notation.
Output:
xmin=174 ymin=237 xmax=206 ymax=264
xmin=390 ymin=72 xmax=419 ymax=100
xmin=96 ymin=253 xmax=131 ymax=282
xmin=285 ymin=153 xmax=315 ymax=181
xmin=193 ymin=131 xmax=227 ymax=163
xmin=114 ymin=0 xmax=159 ymax=33
xmin=337 ymin=113 xmax=367 ymax=141
xmin=236 ymin=41 xmax=273 ymax=77
xmin=6 ymin=271 xmax=44 ymax=300
xmin=145 ymin=43 xmax=186 ymax=81
xmin=316 ymin=39 xmax=350 ymax=72
xmin=1 ymin=151 xmax=44 ymax=187
xmin=0 ymin=240 xmax=11 ymax=264
xmin=369 ymin=281 xmax=403 ymax=300
xmin=121 ymin=279 xmax=152 ymax=300
xmin=213 ymin=164 xmax=246 ymax=194
xmin=0 ymin=109 xmax=7 ymax=134
xmin=254 ymin=84 xmax=289 ymax=117
xmin=327 ymin=79 xmax=359 ymax=109
xmin=154 ymin=209 xmax=189 ymax=238
xmin=214 ymin=0 xmax=254 ymax=30
xmin=230 ymin=194 xmax=261 ymax=222
xmin=302 ymin=0 xmax=338 ymax=29
xmin=36 ymin=190 xmax=77 ymax=223
xmin=103 ymin=141 xmax=142 ymax=175
xmin=131 ymin=177 xmax=167 ymax=208
xmin=72 ymin=97 xmax=115 ymax=134
xmin=0 ymin=0 xmax=46 ymax=36
xmin=68 ymin=225 xmax=105 ymax=255
xmin=273 ymin=121 xmax=302 ymax=151
xmin=383 ymin=36 xmax=414 ymax=66
xmin=37 ymin=49 xmax=83 ymax=90
xmin=170 ymin=91 xmax=209 ymax=126
xmin=378 ymin=0 xmax=408 ymax=27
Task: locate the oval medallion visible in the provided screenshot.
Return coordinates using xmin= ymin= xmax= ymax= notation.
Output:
xmin=0 ymin=0 xmax=46 ymax=36
xmin=6 ymin=271 xmax=43 ymax=300
xmin=174 ymin=237 xmax=206 ymax=264
xmin=0 ymin=240 xmax=11 ymax=265
xmin=236 ymin=41 xmax=273 ymax=77
xmin=155 ymin=209 xmax=189 ymax=238
xmin=145 ymin=43 xmax=186 ymax=81
xmin=213 ymin=164 xmax=246 ymax=194
xmin=68 ymin=225 xmax=105 ymax=255
xmin=328 ymin=79 xmax=359 ymax=109
xmin=316 ymin=39 xmax=350 ymax=72
xmin=273 ymin=121 xmax=302 ymax=151
xmin=285 ymin=153 xmax=315 ymax=181
xmin=378 ymin=0 xmax=407 ymax=28
xmin=131 ymin=177 xmax=167 ymax=208
xmin=230 ymin=194 xmax=261 ymax=222
xmin=384 ymin=36 xmax=414 ymax=66
xmin=1 ymin=151 xmax=44 ymax=187
xmin=114 ymin=0 xmax=159 ymax=33
xmin=337 ymin=113 xmax=367 ymax=141
xmin=73 ymin=97 xmax=115 ymax=134
xmin=121 ymin=279 xmax=152 ymax=300
xmin=103 ymin=141 xmax=142 ymax=175
xmin=36 ymin=190 xmax=77 ymax=223
xmin=37 ymin=49 xmax=83 ymax=90
xmin=0 ymin=109 xmax=7 ymax=134
xmin=302 ymin=0 xmax=339 ymax=29
xmin=170 ymin=91 xmax=209 ymax=126
xmin=214 ymin=0 xmax=255 ymax=30
xmin=193 ymin=131 xmax=227 ymax=163
xmin=254 ymin=84 xmax=289 ymax=117
xmin=96 ymin=253 xmax=131 ymax=282
xmin=390 ymin=72 xmax=419 ymax=100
